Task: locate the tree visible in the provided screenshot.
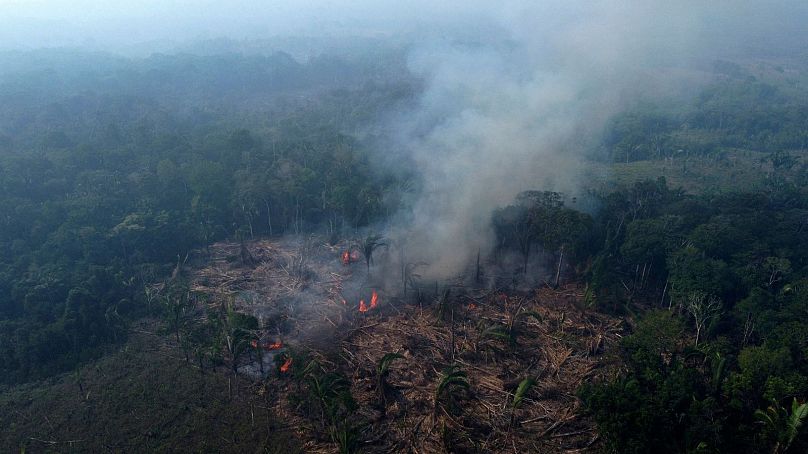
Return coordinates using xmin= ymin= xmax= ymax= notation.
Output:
xmin=762 ymin=257 xmax=791 ymax=291
xmin=755 ymin=398 xmax=808 ymax=454
xmin=221 ymin=305 xmax=259 ymax=377
xmin=683 ymin=291 xmax=722 ymax=347
xmin=492 ymin=204 xmax=534 ymax=273
xmin=668 ymin=246 xmax=733 ymax=303
xmin=359 ymin=233 xmax=387 ymax=272
xmin=161 ymin=277 xmax=191 ymax=345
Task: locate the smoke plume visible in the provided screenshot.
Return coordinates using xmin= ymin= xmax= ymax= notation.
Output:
xmin=385 ymin=1 xmax=786 ymax=278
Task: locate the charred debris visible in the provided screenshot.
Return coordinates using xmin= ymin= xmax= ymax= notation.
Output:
xmin=149 ymin=219 xmax=623 ymax=453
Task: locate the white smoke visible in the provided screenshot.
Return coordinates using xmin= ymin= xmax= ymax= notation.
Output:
xmin=387 ymin=1 xmax=731 ymax=277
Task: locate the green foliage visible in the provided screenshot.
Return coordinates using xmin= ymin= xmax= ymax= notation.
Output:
xmin=668 ymin=246 xmax=733 ymax=302
xmin=726 ymin=346 xmax=807 ymax=406
xmin=330 ymin=422 xmax=362 ymax=454
xmin=377 ymin=352 xmax=405 ymax=408
xmin=601 ymin=76 xmax=808 ymax=164
xmin=377 ymin=352 xmax=405 ymax=377
xmin=478 ymin=324 xmax=515 ymax=350
xmin=434 ymin=365 xmax=470 ymax=417
xmin=493 ymin=190 xmax=594 ymax=274
xmin=580 ymin=311 xmax=717 ymax=453
xmin=755 ymin=398 xmax=808 ymax=453
xmin=582 ymin=175 xmax=808 ymax=454
xmin=299 ymin=360 xmax=358 ymax=429
xmin=512 ymin=377 xmax=536 ymax=409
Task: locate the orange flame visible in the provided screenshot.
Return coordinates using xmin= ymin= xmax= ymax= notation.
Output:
xmin=468 ymin=303 xmax=477 ymax=310
xmin=341 ymin=251 xmax=350 ymax=265
xmin=252 ymin=339 xmax=283 ymax=350
xmin=267 ymin=341 xmax=283 ymax=350
xmin=280 ymin=357 xmax=292 ymax=373
xmin=370 ymin=290 xmax=378 ymax=309
xmin=358 ymin=300 xmax=368 ymax=313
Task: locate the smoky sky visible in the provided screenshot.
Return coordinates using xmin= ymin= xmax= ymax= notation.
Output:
xmin=1 ymin=1 xmax=806 ymax=55
xmin=375 ymin=0 xmax=808 ymax=278
xmin=3 ymin=1 xmax=808 ymax=279
xmin=0 ymin=1 xmax=496 ymax=51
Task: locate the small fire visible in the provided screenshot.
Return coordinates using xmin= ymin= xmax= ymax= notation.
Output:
xmin=341 ymin=251 xmax=350 ymax=265
xmin=370 ymin=290 xmax=378 ymax=309
xmin=468 ymin=303 xmax=477 ymax=310
xmin=280 ymin=356 xmax=292 ymax=373
xmin=359 ymin=300 xmax=368 ymax=313
xmin=267 ymin=341 xmax=283 ymax=350
xmin=251 ymin=339 xmax=284 ymax=350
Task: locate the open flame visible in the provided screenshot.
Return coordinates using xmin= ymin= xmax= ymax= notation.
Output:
xmin=370 ymin=290 xmax=378 ymax=309
xmin=341 ymin=250 xmax=361 ymax=265
xmin=280 ymin=356 xmax=292 ymax=373
xmin=359 ymin=300 xmax=368 ymax=313
xmin=251 ymin=339 xmax=284 ymax=350
xmin=267 ymin=341 xmax=283 ymax=350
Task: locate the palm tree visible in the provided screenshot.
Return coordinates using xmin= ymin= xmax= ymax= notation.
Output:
xmin=376 ymin=352 xmax=405 ymax=409
xmin=434 ymin=365 xmax=470 ymax=418
xmin=302 ymin=360 xmax=357 ymax=429
xmin=756 ymin=398 xmax=808 ymax=453
xmin=359 ymin=233 xmax=387 ymax=272
xmin=509 ymin=377 xmax=537 ymax=430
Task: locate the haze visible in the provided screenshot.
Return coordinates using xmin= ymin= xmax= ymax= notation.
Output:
xmin=0 ymin=1 xmax=806 ymax=56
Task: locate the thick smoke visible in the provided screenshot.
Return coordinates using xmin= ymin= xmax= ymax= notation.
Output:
xmin=385 ymin=1 xmax=773 ymax=278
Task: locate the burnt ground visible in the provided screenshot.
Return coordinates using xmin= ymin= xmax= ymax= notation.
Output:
xmin=187 ymin=237 xmax=625 ymax=453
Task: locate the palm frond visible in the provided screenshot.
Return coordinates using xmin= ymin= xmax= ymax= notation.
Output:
xmin=377 ymin=352 xmax=405 ymax=376
xmin=513 ymin=377 xmax=537 ymax=409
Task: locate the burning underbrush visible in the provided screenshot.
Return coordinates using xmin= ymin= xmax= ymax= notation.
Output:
xmin=186 ymin=237 xmax=624 ymax=453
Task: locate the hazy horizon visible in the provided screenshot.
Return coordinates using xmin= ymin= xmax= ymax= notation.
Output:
xmin=1 ymin=1 xmax=807 ymax=59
